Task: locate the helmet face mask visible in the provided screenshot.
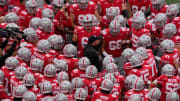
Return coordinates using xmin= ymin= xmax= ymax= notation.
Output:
xmin=161 ymin=64 xmax=175 ymax=77
xmin=78 ymin=0 xmax=89 ymax=10
xmin=109 ymin=20 xmax=121 ymax=35
xmin=25 ymin=0 xmax=37 ymax=15
xmin=152 ymin=0 xmax=165 ymax=11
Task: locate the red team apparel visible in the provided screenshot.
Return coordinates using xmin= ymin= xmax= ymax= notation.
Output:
xmin=102 ymin=28 xmax=129 ymax=57
xmin=131 ymin=28 xmax=150 ymax=49
xmin=97 ymin=0 xmax=123 ymax=16
xmin=149 ymin=3 xmax=168 ymax=18
xmin=74 ymin=26 xmax=101 ymax=57
xmin=71 ymin=69 xmax=86 ymax=79
xmin=9 ymin=76 xmax=24 ymax=95
xmin=156 ymin=75 xmax=180 ymax=101
xmin=92 ymin=91 xmax=119 ymax=101
xmin=36 ymin=29 xmax=55 ymax=40
xmin=70 ymin=1 xmax=97 ymax=26
xmin=172 ymin=16 xmax=180 ymax=35
xmin=128 ymin=0 xmax=150 ymax=16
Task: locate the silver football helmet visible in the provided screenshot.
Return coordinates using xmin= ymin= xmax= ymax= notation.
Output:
xmin=114 ymin=15 xmax=125 ymax=27
xmin=152 ymin=0 xmax=165 ymax=11
xmin=91 ymin=14 xmax=99 ymax=26
xmin=138 ymin=35 xmax=152 ymax=47
xmin=48 ymin=34 xmax=64 ymax=50
xmin=74 ymin=88 xmax=88 ymax=100
xmin=29 ymin=17 xmax=41 ymax=30
xmin=5 ymin=56 xmax=19 ymax=70
xmin=135 ymin=47 xmax=148 ymax=59
xmin=129 ymin=54 xmax=143 ymax=67
xmin=23 ymin=28 xmax=38 ymax=43
xmin=23 ymin=73 xmax=35 ymax=87
xmin=57 ymin=71 xmax=69 ymax=83
xmin=23 ymin=91 xmax=37 ymax=101
xmin=149 ymin=87 xmax=161 ymax=101
xmin=166 ymin=4 xmax=179 ymax=20
xmin=125 ymin=75 xmax=138 ymax=90
xmin=109 ymin=20 xmax=121 ymax=34
xmin=39 ymin=18 xmax=52 ymax=33
xmin=42 ymin=8 xmax=54 ymax=20
xmin=166 ymin=92 xmax=179 ymax=101
xmin=5 ymin=12 xmax=19 ymax=23
xmin=14 ymin=85 xmax=28 ymax=98
xmin=102 ymin=56 xmax=115 ymax=69
xmin=78 ymin=57 xmax=90 ymax=70
xmin=15 ymin=66 xmax=28 ymax=80
xmin=154 ymin=13 xmax=167 ymax=29
xmin=106 ymin=63 xmax=119 ymax=74
xmin=132 ymin=14 xmax=146 ymax=30
xmin=69 ymin=0 xmax=78 ymax=5
xmin=25 ymin=0 xmax=37 ymax=15
xmin=37 ymin=39 xmax=51 ymax=53
xmin=30 ymin=58 xmax=44 ymax=71
xmin=52 ymin=0 xmax=64 ymax=13
xmin=104 ymin=73 xmax=116 ymax=83
xmin=162 ymin=23 xmax=177 ymax=38
xmin=128 ymin=94 xmax=141 ymax=101
xmin=100 ymin=79 xmax=114 ymax=91
xmin=40 ymin=81 xmax=52 ymax=94
xmin=54 ymin=93 xmax=68 ymax=101
xmin=121 ymin=48 xmax=135 ymax=62
xmin=160 ymin=39 xmax=175 ymax=53
xmin=59 ymin=80 xmax=73 ymax=93
xmin=41 ymin=96 xmax=54 ymax=101
xmin=63 ymin=44 xmax=77 ymax=57
xmin=71 ymin=77 xmax=84 ymax=89
xmin=85 ymin=65 xmax=98 ymax=78
xmin=78 ymin=0 xmax=89 ymax=9
xmin=161 ymin=64 xmax=175 ymax=77
xmin=6 ymin=23 xmax=19 ymax=31
xmin=44 ymin=64 xmax=56 ymax=77
xmin=83 ymin=14 xmax=94 ymax=30
xmin=106 ymin=7 xmax=120 ymax=21
xmin=132 ymin=77 xmax=145 ymax=91
xmin=17 ymin=47 xmax=32 ymax=62
xmin=54 ymin=60 xmax=68 ymax=72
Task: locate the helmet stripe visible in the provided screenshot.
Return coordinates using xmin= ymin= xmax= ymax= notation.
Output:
xmin=79 ymin=88 xmax=82 ymax=98
xmin=151 ymin=88 xmax=156 ymax=100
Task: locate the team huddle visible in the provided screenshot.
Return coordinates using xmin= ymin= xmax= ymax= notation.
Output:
xmin=0 ymin=0 xmax=180 ymax=100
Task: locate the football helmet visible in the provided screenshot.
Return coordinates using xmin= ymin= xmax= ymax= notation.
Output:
xmin=42 ymin=8 xmax=54 ymax=20
xmin=132 ymin=77 xmax=145 ymax=91
xmin=133 ymin=11 xmax=145 ymax=17
xmin=132 ymin=14 xmax=146 ymax=30
xmin=100 ymin=79 xmax=114 ymax=91
xmin=160 ymin=39 xmax=175 ymax=53
xmin=135 ymin=47 xmax=148 ymax=59
xmin=23 ymin=73 xmax=35 ymax=87
xmin=48 ymin=34 xmax=64 ymax=50
xmin=5 ymin=56 xmax=19 ymax=70
xmin=162 ymin=23 xmax=177 ymax=38
xmin=91 ymin=14 xmax=99 ymax=26
xmin=166 ymin=4 xmax=179 ymax=20
xmin=0 ymin=70 xmax=4 ymax=85
xmin=83 ymin=14 xmax=94 ymax=30
xmin=152 ymin=0 xmax=165 ymax=11
xmin=71 ymin=77 xmax=84 ymax=89
xmin=54 ymin=60 xmax=68 ymax=72
xmin=54 ymin=93 xmax=68 ymax=101
xmin=23 ymin=91 xmax=37 ymax=101
xmin=106 ymin=7 xmax=120 ymax=21
xmin=138 ymin=35 xmax=152 ymax=47
xmin=23 ymin=28 xmax=38 ymax=43
xmin=41 ymin=97 xmax=54 ymax=101
xmin=125 ymin=75 xmax=138 ymax=90
xmin=75 ymin=88 xmax=88 ymax=100
xmin=166 ymin=92 xmax=179 ymax=101
xmin=85 ymin=65 xmax=98 ymax=78
xmin=37 ymin=39 xmax=51 ymax=53
xmin=5 ymin=23 xmax=19 ymax=30
xmin=14 ymin=85 xmax=28 ymax=98
xmin=109 ymin=20 xmax=121 ymax=34
xmin=69 ymin=0 xmax=78 ymax=5
xmin=39 ymin=18 xmax=52 ymax=33
xmin=121 ymin=48 xmax=135 ymax=62
xmin=25 ymin=0 xmax=37 ymax=14
xmin=30 ymin=58 xmax=44 ymax=71
xmin=44 ymin=64 xmax=56 ymax=77
xmin=114 ymin=15 xmax=125 ymax=27
xmin=154 ymin=13 xmax=167 ymax=29
xmin=161 ymin=64 xmax=175 ymax=77
xmin=52 ymin=0 xmax=64 ymax=13
xmin=63 ymin=44 xmax=77 ymax=57
xmin=5 ymin=12 xmax=19 ymax=23
xmin=57 ymin=71 xmax=69 ymax=83
xmin=0 ymin=0 xmax=7 ymax=6
xmin=106 ymin=63 xmax=119 ymax=74
xmin=102 ymin=56 xmax=115 ymax=68
xmin=78 ymin=0 xmax=89 ymax=9
xmin=104 ymin=73 xmax=116 ymax=83
xmin=40 ymin=81 xmax=52 ymax=94
xmin=129 ymin=54 xmax=143 ymax=67
xmin=59 ymin=80 xmax=73 ymax=93
xmin=29 ymin=17 xmax=41 ymax=30
xmin=78 ymin=57 xmax=90 ymax=70
xmin=128 ymin=94 xmax=141 ymax=101
xmin=15 ymin=66 xmax=28 ymax=80
xmin=17 ymin=47 xmax=32 ymax=62
xmin=149 ymin=87 xmax=161 ymax=101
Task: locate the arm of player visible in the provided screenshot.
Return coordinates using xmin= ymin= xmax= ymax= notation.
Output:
xmin=69 ymin=13 xmax=76 ymax=28
xmin=101 ymin=40 xmax=112 ymax=57
xmin=148 ymin=79 xmax=158 ymax=91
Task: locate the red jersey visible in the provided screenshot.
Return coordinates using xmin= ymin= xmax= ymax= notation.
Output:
xmin=124 ymin=89 xmax=149 ymax=101
xmin=20 ymin=39 xmax=35 ymax=49
xmin=71 ymin=69 xmax=86 ymax=79
xmin=170 ymin=35 xmax=180 ymax=45
xmin=91 ymin=91 xmax=119 ymax=101
xmin=11 ymin=6 xmax=22 ymax=15
xmin=18 ymin=10 xmax=34 ymax=28
xmin=9 ymin=76 xmax=24 ymax=95
xmin=36 ymin=29 xmax=55 ymax=40
xmin=172 ymin=16 xmax=180 ymax=35
xmin=128 ymin=0 xmax=150 ymax=16
xmin=100 ymin=16 xmax=111 ymax=28
xmin=143 ymin=49 xmax=158 ymax=80
xmin=28 ymin=86 xmax=40 ymax=95
xmin=150 ymin=3 xmax=168 ymax=18
xmin=113 ymin=73 xmax=125 ymax=89
xmin=74 ymin=26 xmax=101 ymax=57
xmin=102 ymin=27 xmax=129 ymax=57
xmin=97 ymin=0 xmax=123 ymax=16
xmin=0 ymin=5 xmax=8 ymax=16
xmin=70 ymin=1 xmax=97 ymax=26
xmin=57 ymin=55 xmax=79 ymax=79
xmin=160 ymin=48 xmax=180 ymax=66
xmin=157 ymin=75 xmax=180 ymax=101
xmin=131 ymin=28 xmax=150 ymax=49
xmin=0 ymin=85 xmax=9 ymax=99
xmin=124 ymin=62 xmax=133 ymax=76
xmin=128 ymin=65 xmax=152 ymax=84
